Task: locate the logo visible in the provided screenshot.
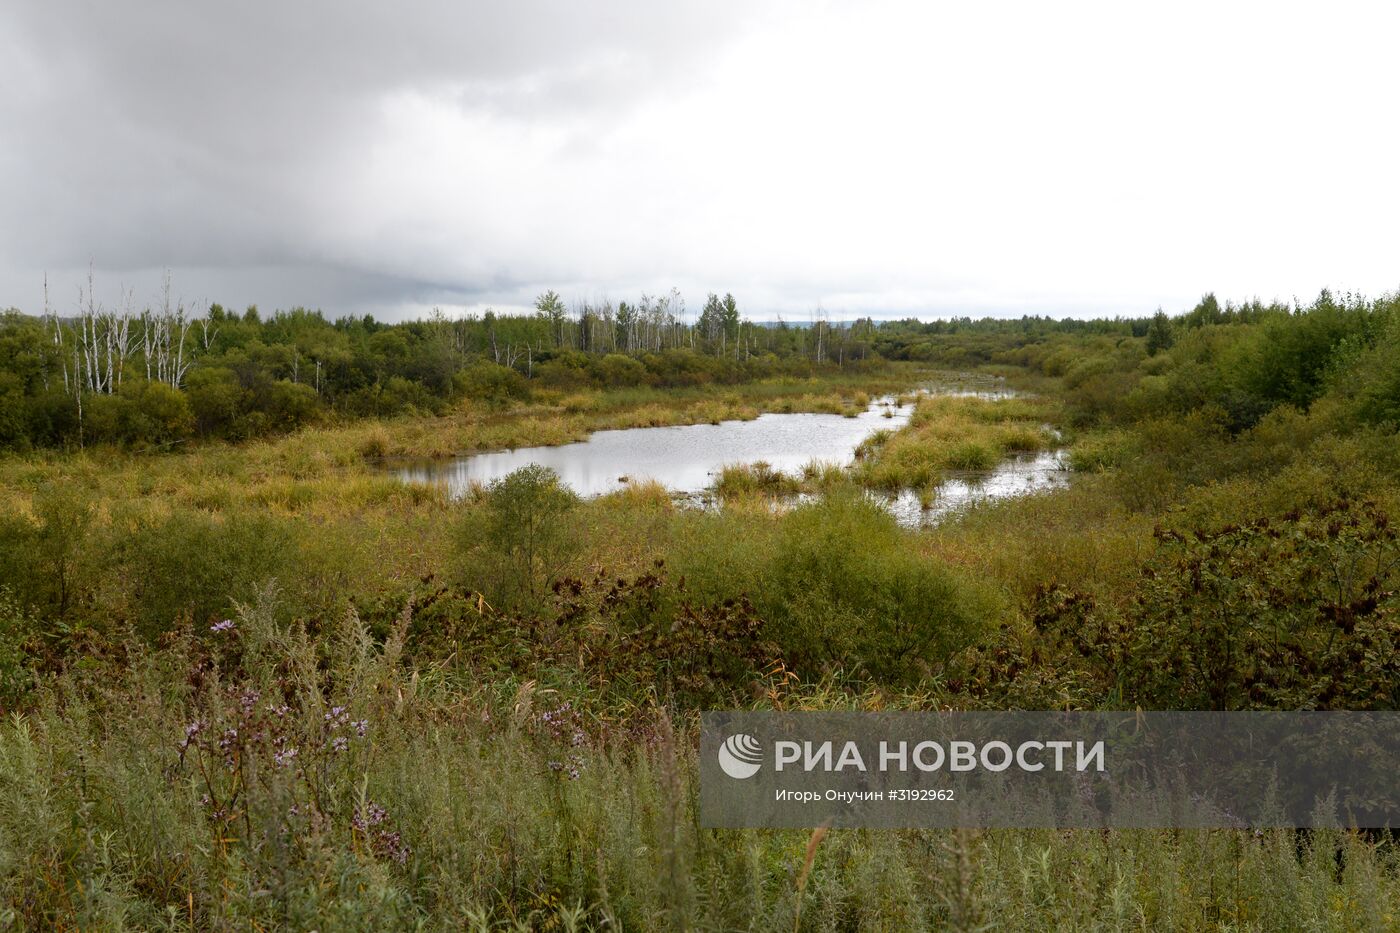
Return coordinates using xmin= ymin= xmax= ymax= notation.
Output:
xmin=718 ymin=733 xmax=763 ymax=779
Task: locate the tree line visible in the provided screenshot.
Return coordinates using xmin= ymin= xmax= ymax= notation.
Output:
xmin=0 ymin=276 xmax=899 ymax=450
xmin=10 ymin=270 xmax=1391 ymax=452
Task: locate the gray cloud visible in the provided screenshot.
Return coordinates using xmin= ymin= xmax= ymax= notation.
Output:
xmin=4 ymin=1 xmax=1399 ymax=321
xmin=1 ymin=1 xmax=761 ymax=314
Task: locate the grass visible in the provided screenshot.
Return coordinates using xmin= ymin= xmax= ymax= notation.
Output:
xmin=0 ymin=369 xmax=924 ymax=525
xmin=713 ymin=461 xmax=803 ymax=499
xmin=2 ymin=606 xmax=1396 ymax=929
xmin=853 ymin=394 xmax=1058 ymax=491
xmin=4 ymin=361 xmax=1400 ymax=927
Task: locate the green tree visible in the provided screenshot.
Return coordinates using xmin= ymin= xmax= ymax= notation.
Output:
xmin=458 ymin=465 xmax=580 ymax=607
xmin=1184 ymin=292 xmax=1222 ymax=328
xmin=1145 ymin=309 xmax=1174 ymax=355
xmin=698 ymin=293 xmax=723 ymax=343
xmin=535 ymin=290 xmax=568 ymax=348
xmin=720 ymin=293 xmax=740 ymax=344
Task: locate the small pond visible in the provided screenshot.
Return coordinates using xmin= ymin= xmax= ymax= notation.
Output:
xmin=390 ymin=382 xmax=1069 ymax=524
xmin=393 ymin=398 xmax=911 ymax=498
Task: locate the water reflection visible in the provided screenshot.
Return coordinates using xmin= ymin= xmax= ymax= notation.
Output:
xmin=883 ymin=449 xmax=1069 ymax=526
xmin=391 ymin=379 xmax=1070 ymax=525
xmin=394 ymin=398 xmax=912 ymax=498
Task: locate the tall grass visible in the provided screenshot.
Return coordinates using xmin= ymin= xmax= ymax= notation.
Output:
xmin=3 ymin=360 xmax=1400 ymax=927
xmin=713 ymin=462 xmax=802 ymax=499
xmin=1 ymin=605 xmax=1396 ymax=929
xmin=854 ymin=395 xmax=1056 ymax=491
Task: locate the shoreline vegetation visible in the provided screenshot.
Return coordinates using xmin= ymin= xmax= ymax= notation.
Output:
xmin=2 ymin=290 xmax=1400 ymax=927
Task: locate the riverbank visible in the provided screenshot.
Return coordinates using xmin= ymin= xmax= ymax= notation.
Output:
xmin=0 ymin=366 xmax=927 ymax=517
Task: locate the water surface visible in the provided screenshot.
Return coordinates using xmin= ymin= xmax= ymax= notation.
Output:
xmin=394 ymin=399 xmax=911 ymax=498
xmin=391 ymin=379 xmax=1069 ymax=523
xmin=884 ymin=449 xmax=1069 ymax=526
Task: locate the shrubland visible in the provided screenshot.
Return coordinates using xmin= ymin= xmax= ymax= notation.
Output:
xmin=0 ymin=291 xmax=1399 ymax=927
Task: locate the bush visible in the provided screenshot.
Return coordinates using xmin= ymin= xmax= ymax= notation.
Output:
xmin=0 ymin=373 xmax=28 ymax=450
xmin=119 ymin=380 xmax=196 ymax=446
xmin=593 ymin=353 xmax=648 ymax=388
xmin=454 ymin=465 xmax=580 ymax=608
xmin=121 ymin=510 xmax=296 ymax=638
xmin=453 ymin=360 xmax=528 ymax=405
xmin=0 ymin=484 xmax=96 ymax=620
xmin=186 ymin=367 xmax=247 ymax=437
xmin=257 ymin=379 xmax=320 ymax=429
xmin=0 ymin=588 xmax=37 ymax=709
xmin=955 ymin=497 xmax=1400 ymax=711
xmin=756 ymin=492 xmax=998 ymax=682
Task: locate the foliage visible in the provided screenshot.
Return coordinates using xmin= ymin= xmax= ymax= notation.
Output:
xmin=455 ymin=465 xmax=580 ymax=608
xmin=755 ymin=492 xmax=1000 ymax=683
xmin=0 ymin=588 xmax=36 ymax=710
xmin=3 ymin=287 xmax=1400 ymax=925
xmin=952 ymin=498 xmax=1400 ymax=711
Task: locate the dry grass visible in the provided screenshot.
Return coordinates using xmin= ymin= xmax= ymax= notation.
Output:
xmin=855 ymin=394 xmax=1058 ymax=491
xmin=713 ymin=462 xmax=803 ymax=499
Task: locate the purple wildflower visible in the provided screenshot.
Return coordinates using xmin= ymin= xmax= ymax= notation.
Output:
xmin=179 ymin=719 xmax=204 ymax=751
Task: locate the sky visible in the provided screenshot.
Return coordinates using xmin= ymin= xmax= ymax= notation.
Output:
xmin=3 ymin=1 xmax=1398 ymax=323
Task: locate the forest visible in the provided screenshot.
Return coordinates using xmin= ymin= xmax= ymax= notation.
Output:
xmin=1 ymin=284 xmax=1399 ymax=928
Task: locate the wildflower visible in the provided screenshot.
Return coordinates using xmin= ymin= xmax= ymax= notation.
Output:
xmin=379 ymin=830 xmax=410 ymax=864
xmin=352 ymin=801 xmax=388 ymax=831
xmin=352 ymin=719 xmax=369 ymax=737
xmin=353 ymin=801 xmax=409 ymax=864
xmin=329 ymin=736 xmax=349 ymax=754
xmin=274 ymin=747 xmax=299 ymax=768
xmin=210 ymin=619 xmax=236 ymax=634
xmin=179 ymin=719 xmax=205 ymax=751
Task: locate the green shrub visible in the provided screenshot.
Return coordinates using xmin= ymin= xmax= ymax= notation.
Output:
xmin=0 ymin=587 xmax=36 ymax=709
xmin=454 ymin=465 xmax=580 ymax=608
xmin=756 ymin=492 xmax=999 ymax=682
xmin=453 ymin=359 xmax=529 ymax=405
xmin=120 ymin=509 xmax=296 ymax=637
xmin=186 ymin=367 xmax=248 ymax=437
xmin=954 ymin=497 xmax=1400 ymax=712
xmin=0 ymin=484 xmax=97 ymax=620
xmin=119 ymin=379 xmax=196 ymax=446
xmin=594 ymin=353 xmax=649 ymax=388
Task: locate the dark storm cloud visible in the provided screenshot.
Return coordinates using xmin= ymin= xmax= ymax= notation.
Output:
xmin=0 ymin=1 xmax=759 ymax=313
xmin=4 ymin=1 xmax=1398 ymax=320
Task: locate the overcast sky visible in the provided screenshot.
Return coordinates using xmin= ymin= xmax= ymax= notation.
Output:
xmin=4 ymin=1 xmax=1398 ymax=322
